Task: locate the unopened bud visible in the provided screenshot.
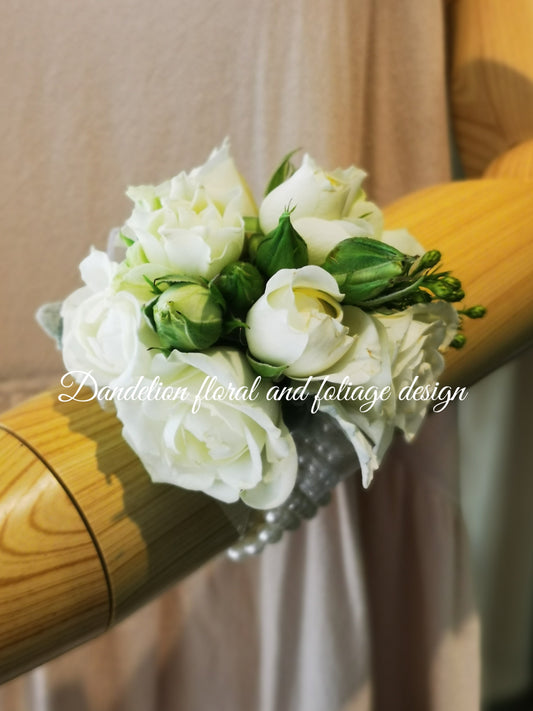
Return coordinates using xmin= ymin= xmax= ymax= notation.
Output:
xmin=145 ymin=281 xmax=223 ymax=351
xmin=418 ymin=249 xmax=441 ymax=270
xmin=322 ymin=237 xmax=413 ymax=304
xmin=253 ymin=210 xmax=308 ymax=277
xmin=448 ymin=288 xmax=465 ymax=303
xmin=462 ymin=305 xmax=487 ymax=319
xmin=442 ymin=275 xmax=462 ymax=291
xmin=215 ymin=261 xmax=265 ymax=316
xmin=450 ymin=333 xmax=467 ymax=349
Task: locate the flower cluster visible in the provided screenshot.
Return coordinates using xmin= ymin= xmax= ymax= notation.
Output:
xmin=59 ymin=141 xmax=484 ymax=507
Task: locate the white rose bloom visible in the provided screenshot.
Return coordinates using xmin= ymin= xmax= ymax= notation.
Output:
xmin=375 ymin=301 xmax=459 ymax=439
xmin=259 ymin=154 xmax=383 ymax=264
xmin=115 ymin=349 xmax=298 ymax=509
xmin=189 ymin=140 xmax=257 ymax=218
xmin=300 ymin=307 xmax=396 ymax=488
xmin=61 ymin=250 xmax=153 ymax=388
xmin=246 ymin=266 xmax=354 ymax=378
xmin=122 ymin=141 xmax=256 ymax=280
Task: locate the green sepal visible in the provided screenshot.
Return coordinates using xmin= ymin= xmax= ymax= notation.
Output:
xmin=335 ymin=276 xmax=399 ymax=304
xmin=222 ymin=317 xmax=248 ymax=335
xmin=119 ymin=231 xmax=135 ymax=247
xmin=143 ymin=295 xmax=158 ymax=329
xmin=246 ymin=352 xmax=287 ymax=379
xmin=152 ymin=273 xmax=207 ymax=290
xmin=207 ymin=280 xmax=228 ymax=311
xmin=264 ymin=148 xmax=301 ymax=196
xmin=143 ymin=275 xmax=164 ymax=295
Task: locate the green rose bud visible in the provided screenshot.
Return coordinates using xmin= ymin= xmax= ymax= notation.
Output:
xmin=321 ymin=237 xmax=414 ymax=304
xmin=145 ymin=282 xmax=223 ymax=351
xmin=252 ymin=210 xmax=308 ymax=278
xmin=215 ymin=261 xmax=265 ymax=317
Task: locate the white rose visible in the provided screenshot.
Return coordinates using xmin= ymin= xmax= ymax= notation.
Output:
xmin=299 ymin=307 xmax=396 ymax=488
xmin=375 ymin=301 xmax=459 ymax=439
xmin=259 ymin=154 xmax=383 ymax=264
xmin=189 ymin=139 xmax=257 ymax=218
xmin=61 ymin=250 xmax=154 ymax=387
xmin=246 ymin=266 xmax=354 ymax=378
xmin=122 ymin=141 xmax=256 ymax=280
xmin=115 ymin=348 xmax=298 ymax=509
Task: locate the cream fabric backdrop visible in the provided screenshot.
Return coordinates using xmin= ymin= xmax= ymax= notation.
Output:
xmin=0 ymin=1 xmax=480 ymax=709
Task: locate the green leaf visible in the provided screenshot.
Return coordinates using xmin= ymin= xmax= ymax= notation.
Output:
xmin=264 ymin=148 xmax=301 ymax=196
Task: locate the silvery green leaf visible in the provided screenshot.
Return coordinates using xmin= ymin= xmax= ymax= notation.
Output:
xmin=35 ymin=302 xmax=63 ymax=349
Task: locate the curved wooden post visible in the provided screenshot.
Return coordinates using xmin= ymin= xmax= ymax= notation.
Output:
xmin=1 ymin=177 xmax=533 ymax=683
xmin=0 ymin=391 xmax=248 ymax=683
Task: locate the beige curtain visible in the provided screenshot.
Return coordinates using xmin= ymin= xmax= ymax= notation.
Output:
xmin=0 ymin=1 xmax=480 ymax=709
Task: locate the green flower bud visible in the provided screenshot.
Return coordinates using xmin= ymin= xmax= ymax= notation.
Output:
xmin=442 ymin=275 xmax=462 ymax=291
xmin=322 ymin=237 xmax=413 ymax=304
xmin=423 ymin=278 xmax=462 ymax=301
xmin=406 ymin=289 xmax=432 ymax=305
xmin=146 ymin=282 xmax=223 ymax=351
xmin=426 ymin=281 xmax=453 ymax=299
xmin=450 ymin=333 xmax=467 ymax=349
xmin=417 ymin=249 xmax=441 ymax=270
xmin=253 ymin=210 xmax=308 ymax=278
xmin=215 ymin=261 xmax=265 ymax=316
xmin=462 ymin=305 xmax=487 ymax=319
xmin=448 ymin=288 xmax=465 ymax=303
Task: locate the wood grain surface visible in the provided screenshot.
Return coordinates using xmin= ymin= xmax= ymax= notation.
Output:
xmin=1 ymin=392 xmax=248 ymax=624
xmin=384 ymin=179 xmax=533 ymax=386
xmin=0 ymin=392 xmax=249 ymax=683
xmin=0 ymin=428 xmax=109 ymax=682
xmin=485 ymin=139 xmax=533 ymax=179
xmin=449 ymin=0 xmax=533 ymax=176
